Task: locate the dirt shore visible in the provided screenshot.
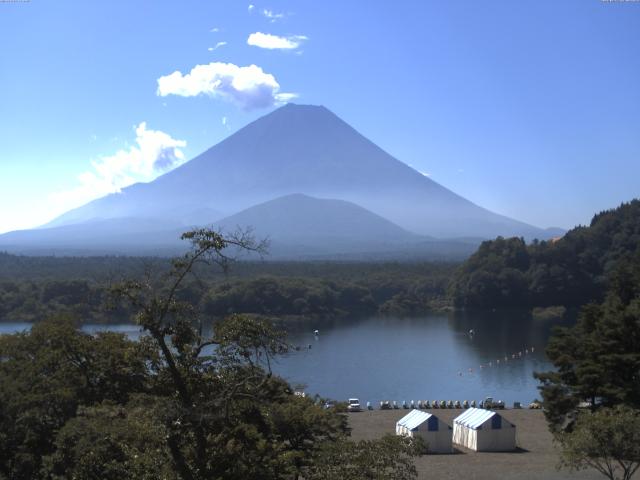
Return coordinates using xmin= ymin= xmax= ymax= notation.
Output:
xmin=348 ymin=409 xmax=618 ymax=480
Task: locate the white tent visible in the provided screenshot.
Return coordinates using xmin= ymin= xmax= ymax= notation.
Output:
xmin=452 ymin=408 xmax=516 ymax=452
xmin=396 ymin=409 xmax=453 ymax=453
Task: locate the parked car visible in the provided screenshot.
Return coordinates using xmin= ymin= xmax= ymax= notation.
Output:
xmin=347 ymin=398 xmax=362 ymax=412
xmin=484 ymin=397 xmax=505 ymax=410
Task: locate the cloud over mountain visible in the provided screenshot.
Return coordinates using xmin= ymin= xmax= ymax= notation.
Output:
xmin=156 ymin=62 xmax=295 ymax=110
xmin=50 ymin=122 xmax=186 ymax=217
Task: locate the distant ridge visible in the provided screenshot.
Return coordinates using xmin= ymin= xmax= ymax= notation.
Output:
xmin=0 ymin=194 xmax=480 ymax=259
xmin=212 ymin=193 xmax=422 ymax=257
xmin=1 ymin=103 xmax=561 ymax=256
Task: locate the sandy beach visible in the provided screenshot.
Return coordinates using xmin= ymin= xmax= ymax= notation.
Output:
xmin=348 ymin=409 xmax=621 ymax=480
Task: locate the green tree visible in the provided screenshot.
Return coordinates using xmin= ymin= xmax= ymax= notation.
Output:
xmin=43 ymin=400 xmax=175 ymax=480
xmin=0 ymin=315 xmax=151 ymax=480
xmin=535 ymin=252 xmax=640 ymax=431
xmin=450 ymin=200 xmax=640 ymax=309
xmin=1 ymin=228 xmax=425 ymax=480
xmin=557 ymin=406 xmax=640 ymax=480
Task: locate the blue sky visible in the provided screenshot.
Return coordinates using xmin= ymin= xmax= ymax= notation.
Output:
xmin=1 ymin=0 xmax=639 ymax=234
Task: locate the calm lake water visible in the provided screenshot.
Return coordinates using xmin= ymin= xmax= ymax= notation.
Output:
xmin=0 ymin=310 xmax=571 ymax=406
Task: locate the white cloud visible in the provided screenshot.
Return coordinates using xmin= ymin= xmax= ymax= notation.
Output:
xmin=51 ymin=123 xmax=186 ymax=212
xmin=210 ymin=27 xmax=220 ymax=32
xmin=156 ymin=62 xmax=297 ymax=110
xmin=248 ymin=4 xmax=255 ymax=12
xmin=247 ymin=32 xmax=307 ymax=50
xmin=262 ymin=8 xmax=285 ymax=21
xmin=208 ymin=41 xmax=227 ymax=51
xmin=274 ymin=92 xmax=298 ymax=102
xmin=221 ymin=116 xmax=227 ymax=126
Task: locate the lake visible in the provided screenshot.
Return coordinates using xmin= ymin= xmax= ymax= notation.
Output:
xmin=0 ymin=310 xmax=571 ymax=406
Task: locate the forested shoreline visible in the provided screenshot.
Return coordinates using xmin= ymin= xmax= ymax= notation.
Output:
xmin=0 ymin=257 xmax=455 ymax=323
xmin=2 ymin=200 xmax=639 ymax=324
xmin=449 ymin=200 xmax=640 ymax=309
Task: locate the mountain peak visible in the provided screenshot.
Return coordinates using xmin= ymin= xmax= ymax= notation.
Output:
xmin=254 ymin=102 xmax=342 ymax=131
xmin=277 ymin=102 xmax=330 ymax=113
xmin=36 ymin=104 xmax=555 ymax=244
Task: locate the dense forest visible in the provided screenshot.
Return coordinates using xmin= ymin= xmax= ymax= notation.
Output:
xmin=449 ymin=200 xmax=640 ymax=309
xmin=0 ymin=256 xmax=455 ymax=323
xmin=3 ymin=199 xmax=639 ymax=323
xmin=0 ymin=230 xmax=422 ymax=479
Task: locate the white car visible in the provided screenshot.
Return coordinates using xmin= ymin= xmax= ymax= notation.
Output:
xmin=347 ymin=398 xmax=362 ymax=412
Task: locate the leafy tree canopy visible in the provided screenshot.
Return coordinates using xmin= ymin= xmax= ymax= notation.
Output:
xmin=557 ymin=406 xmax=640 ymax=480
xmin=535 ymin=249 xmax=640 ymax=431
xmin=0 ymin=229 xmax=423 ymax=480
xmin=450 ymin=200 xmax=640 ymax=308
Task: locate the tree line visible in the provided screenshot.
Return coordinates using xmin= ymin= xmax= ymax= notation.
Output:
xmin=449 ymin=200 xmax=640 ymax=309
xmin=0 ymin=261 xmax=455 ymax=323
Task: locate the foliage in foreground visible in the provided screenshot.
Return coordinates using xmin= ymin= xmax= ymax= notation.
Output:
xmin=535 ymin=250 xmax=640 ymax=431
xmin=305 ymin=435 xmax=423 ymax=480
xmin=0 ymin=229 xmax=422 ymax=480
xmin=536 ymin=250 xmax=640 ymax=480
xmin=557 ymin=406 xmax=640 ymax=480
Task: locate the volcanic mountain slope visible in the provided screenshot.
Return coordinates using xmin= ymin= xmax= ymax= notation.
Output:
xmin=43 ymin=104 xmax=554 ymax=240
xmin=213 ymin=193 xmax=421 ymax=257
xmin=0 ymin=194 xmax=483 ymax=259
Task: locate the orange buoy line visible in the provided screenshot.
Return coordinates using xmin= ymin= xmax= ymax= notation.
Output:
xmin=457 ymin=345 xmax=536 ymax=377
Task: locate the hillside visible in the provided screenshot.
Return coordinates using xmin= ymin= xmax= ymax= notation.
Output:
xmin=448 ymin=200 xmax=640 ymax=308
xmin=212 ymin=193 xmax=422 ymax=257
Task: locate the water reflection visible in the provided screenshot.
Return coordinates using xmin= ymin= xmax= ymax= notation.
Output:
xmin=273 ymin=310 xmax=574 ymax=405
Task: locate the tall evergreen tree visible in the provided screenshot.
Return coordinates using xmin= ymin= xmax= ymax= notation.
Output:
xmin=535 ymin=250 xmax=640 ymax=430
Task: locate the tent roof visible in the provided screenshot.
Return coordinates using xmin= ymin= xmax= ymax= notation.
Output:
xmin=396 ymin=409 xmax=433 ymax=430
xmin=454 ymin=408 xmax=498 ymax=430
